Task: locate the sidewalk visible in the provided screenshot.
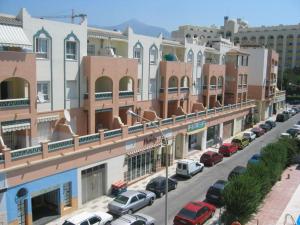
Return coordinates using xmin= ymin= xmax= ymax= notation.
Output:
xmin=248 ymin=165 xmax=300 ymax=225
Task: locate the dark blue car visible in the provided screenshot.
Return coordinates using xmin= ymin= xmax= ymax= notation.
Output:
xmin=247 ymin=154 xmax=261 ymax=166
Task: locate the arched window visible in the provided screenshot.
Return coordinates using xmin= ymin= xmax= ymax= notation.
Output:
xmin=149 ymin=44 xmax=158 ymax=65
xmin=133 ymin=42 xmax=143 ymax=64
xmin=221 ymin=55 xmax=225 ymax=64
xmin=234 ymin=37 xmax=240 ymax=44
xmin=34 ymin=27 xmax=51 ymax=59
xmin=197 ymin=51 xmax=203 ymax=66
xmin=65 ymin=32 xmax=79 ymax=60
xmin=185 ymin=33 xmax=191 ymax=38
xmin=187 ymin=50 xmax=194 ymax=64
xmin=250 ymin=36 xmax=256 ymax=43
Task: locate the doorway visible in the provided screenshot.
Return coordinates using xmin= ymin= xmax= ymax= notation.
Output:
xmin=81 ymin=164 xmax=106 ymax=204
xmin=31 ymin=189 xmax=60 ymax=225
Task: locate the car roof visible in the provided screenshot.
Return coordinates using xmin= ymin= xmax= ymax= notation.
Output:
xmin=178 ymin=159 xmax=195 ymax=164
xmin=118 ymin=190 xmax=140 ymax=197
xmin=112 ymin=214 xmax=137 ymax=224
xmin=150 ymin=176 xmax=165 ymax=182
xmin=212 ymin=180 xmax=227 ymax=189
xmin=65 ymin=212 xmax=95 ymax=224
xmin=203 ymin=150 xmax=216 ymax=155
xmin=184 ymin=201 xmax=204 ymax=212
xmin=222 ymin=143 xmax=232 ymax=146
xmin=232 ymin=166 xmax=246 ymax=172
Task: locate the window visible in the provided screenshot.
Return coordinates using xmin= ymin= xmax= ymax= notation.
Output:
xmin=137 ymin=193 xmax=146 ymax=200
xmin=63 ymin=182 xmax=72 ymax=207
xmin=197 ymin=51 xmax=202 ymax=66
xmin=88 ymin=217 xmax=101 ymax=225
xmin=243 ymin=74 xmax=248 ymax=85
xmin=66 ymin=41 xmax=77 ymax=60
xmin=149 ymin=79 xmax=156 ymax=94
xmin=87 ymin=44 xmax=95 ymax=56
xmin=35 ymin=38 xmax=49 ymax=59
xmin=137 ymin=79 xmax=141 ymax=94
xmin=66 ymin=81 xmax=77 ymax=100
xmin=149 ymin=46 xmax=158 ymax=64
xmin=134 ymin=43 xmax=143 ymax=64
xmin=37 ymin=82 xmax=50 ymax=102
xmin=80 ymin=221 xmax=88 ymax=225
xmin=187 ymin=50 xmax=194 ymax=63
xmin=130 ymin=196 xmax=139 ymax=203
xmin=132 ymin=221 xmax=146 ymax=225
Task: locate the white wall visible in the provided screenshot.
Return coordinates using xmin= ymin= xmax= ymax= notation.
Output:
xmin=245 ymin=48 xmax=268 ymax=86
xmin=20 ymin=8 xmax=87 ymax=112
xmin=127 ymin=28 xmax=162 ymax=101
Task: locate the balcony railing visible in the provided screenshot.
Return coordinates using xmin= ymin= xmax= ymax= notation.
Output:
xmin=0 ymin=98 xmax=30 ymax=109
xmin=168 ymin=87 xmax=178 ymax=93
xmin=1 ymin=100 xmax=256 ymax=167
xmin=210 ymin=85 xmax=216 ymax=90
xmin=217 ymin=85 xmax=223 ymax=89
xmin=180 ymin=87 xmax=189 ymax=92
xmin=119 ymin=91 xmax=134 ymax=98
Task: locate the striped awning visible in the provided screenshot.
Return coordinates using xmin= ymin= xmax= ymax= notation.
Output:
xmin=2 ymin=122 xmax=31 ymax=133
xmin=37 ymin=115 xmax=59 ymax=123
xmin=0 ymin=24 xmax=32 ymax=49
xmin=127 ymin=142 xmax=162 ymax=156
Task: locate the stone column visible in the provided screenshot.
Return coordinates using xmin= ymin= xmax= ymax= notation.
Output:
xmin=201 ymin=129 xmax=207 ymax=151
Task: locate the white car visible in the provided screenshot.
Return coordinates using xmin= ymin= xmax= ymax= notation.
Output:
xmin=288 ymin=109 xmax=297 ymax=116
xmin=280 ymin=133 xmax=292 ymax=138
xmin=243 ymin=131 xmax=256 ymax=142
xmin=176 ymin=159 xmax=204 ymax=178
xmin=293 ymin=124 xmax=300 ymax=130
xmin=62 ymin=211 xmax=113 ymax=225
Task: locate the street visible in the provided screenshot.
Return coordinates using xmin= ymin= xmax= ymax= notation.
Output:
xmin=140 ymin=113 xmax=300 ymax=225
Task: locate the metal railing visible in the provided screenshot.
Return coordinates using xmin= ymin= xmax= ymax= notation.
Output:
xmin=180 ymin=87 xmax=189 ymax=92
xmin=168 ymin=87 xmax=178 ymax=93
xmin=161 ymin=118 xmax=173 ymax=125
xmin=79 ymin=133 xmax=100 ymax=145
xmin=0 ymin=98 xmax=30 ymax=108
xmin=119 ymin=91 xmax=134 ymax=98
xmin=104 ymin=128 xmax=122 ymax=138
xmin=128 ymin=124 xmax=144 ymax=134
xmin=48 ymin=138 xmax=74 ymax=152
xmin=210 ymin=85 xmax=216 ymax=90
xmin=11 ymin=145 xmax=42 ymax=160
xmin=0 ymin=153 xmax=4 ymax=163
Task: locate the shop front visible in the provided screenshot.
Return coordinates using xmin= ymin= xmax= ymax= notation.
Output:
xmin=187 ymin=121 xmax=207 ymax=151
xmin=6 ymin=169 xmax=77 ymax=225
xmin=206 ymin=124 xmax=220 ymax=147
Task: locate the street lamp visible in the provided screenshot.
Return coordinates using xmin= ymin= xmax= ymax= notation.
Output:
xmin=127 ymin=110 xmax=169 ymax=225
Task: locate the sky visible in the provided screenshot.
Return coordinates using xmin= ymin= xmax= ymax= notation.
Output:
xmin=0 ymin=0 xmax=300 ymax=31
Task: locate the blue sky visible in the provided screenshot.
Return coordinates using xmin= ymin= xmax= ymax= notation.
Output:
xmin=0 ymin=0 xmax=299 ymax=31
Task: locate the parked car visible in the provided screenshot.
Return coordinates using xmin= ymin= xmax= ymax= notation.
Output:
xmin=251 ymin=127 xmax=265 ymax=137
xmin=292 ymin=106 xmax=300 ymax=113
xmin=111 ymin=213 xmax=156 ymax=225
xmin=176 ymin=159 xmax=204 ymax=178
xmin=276 ymin=113 xmax=288 ymax=122
xmin=146 ymin=176 xmax=177 ymax=198
xmin=108 ymin=190 xmax=156 ymax=216
xmin=259 ymin=123 xmax=272 ymax=132
xmin=62 ymin=211 xmax=113 ymax=225
xmin=200 ymin=151 xmax=223 ymax=167
xmin=297 ymin=121 xmax=300 ymax=125
xmin=228 ymin=166 xmax=247 ymax=180
xmin=231 ymin=136 xmax=250 ymax=150
xmin=283 ymin=110 xmax=291 ymax=118
xmin=280 ymin=132 xmax=292 ymax=138
xmin=265 ymin=120 xmax=276 ymax=128
xmin=247 ymin=154 xmax=261 ymax=166
xmin=288 ymin=109 xmax=297 ymax=116
xmin=205 ymin=180 xmax=227 ymax=206
xmin=293 ymin=124 xmax=300 ymax=129
xmin=218 ymin=143 xmax=238 ymax=156
xmin=286 ymin=128 xmax=300 ymax=137
xmin=243 ymin=131 xmax=256 ymax=142
xmin=173 ymin=201 xmax=216 ymax=225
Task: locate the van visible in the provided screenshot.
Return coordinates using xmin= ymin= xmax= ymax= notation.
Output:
xmin=231 ymin=136 xmax=249 ymax=150
xmin=176 ymin=159 xmax=204 ymax=178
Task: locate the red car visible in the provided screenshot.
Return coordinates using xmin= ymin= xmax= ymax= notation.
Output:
xmin=200 ymin=151 xmax=223 ymax=166
xmin=174 ymin=201 xmax=216 ymax=225
xmin=219 ymin=143 xmax=238 ymax=156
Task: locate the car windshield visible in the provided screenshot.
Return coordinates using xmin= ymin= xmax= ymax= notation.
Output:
xmin=114 ymin=195 xmax=129 ymax=204
xmin=232 ymin=139 xmax=240 ymax=144
xmin=177 ymin=208 xmax=197 ymax=220
xmin=148 ymin=179 xmax=160 ymax=187
xmin=220 ymin=146 xmax=228 ymax=150
xmin=244 ymin=133 xmax=250 ymax=137
xmin=201 ymin=154 xmax=211 ymax=159
xmin=63 ymin=221 xmax=75 ymax=225
xmin=252 ymin=155 xmax=260 ymax=160
xmin=208 ymin=186 xmax=221 ymax=195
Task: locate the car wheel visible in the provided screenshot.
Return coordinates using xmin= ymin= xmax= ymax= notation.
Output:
xmin=149 ymin=197 xmax=154 ymax=205
xmin=159 ymin=192 xmax=163 ymax=198
xmin=128 ymin=209 xmax=133 ymax=214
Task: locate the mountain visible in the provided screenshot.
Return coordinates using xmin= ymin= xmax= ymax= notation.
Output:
xmin=102 ymin=19 xmax=170 ymax=38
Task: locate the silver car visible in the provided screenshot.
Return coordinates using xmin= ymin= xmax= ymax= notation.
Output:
xmin=111 ymin=213 xmax=156 ymax=225
xmin=108 ymin=190 xmax=156 ymax=216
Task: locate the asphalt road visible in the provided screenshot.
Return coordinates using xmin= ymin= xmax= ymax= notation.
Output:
xmin=140 ymin=113 xmax=300 ymax=225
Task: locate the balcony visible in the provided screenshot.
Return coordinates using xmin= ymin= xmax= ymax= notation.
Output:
xmin=0 ymin=98 xmax=29 ymax=109
xmin=119 ymin=91 xmax=134 ymax=98
xmin=0 ymin=100 xmax=256 ymax=169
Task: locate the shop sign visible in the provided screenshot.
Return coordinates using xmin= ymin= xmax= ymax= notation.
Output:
xmin=187 ymin=121 xmax=206 ymax=133
xmin=125 ymin=140 xmax=136 ymax=150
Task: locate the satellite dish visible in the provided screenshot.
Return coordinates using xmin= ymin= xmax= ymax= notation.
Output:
xmin=37 ymin=92 xmax=45 ymax=103
xmin=64 ymin=109 xmax=71 ymax=122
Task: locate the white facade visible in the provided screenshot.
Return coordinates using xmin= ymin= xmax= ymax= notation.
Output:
xmin=244 ymin=48 xmax=268 ymax=86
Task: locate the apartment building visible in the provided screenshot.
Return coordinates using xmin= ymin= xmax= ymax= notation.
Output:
xmin=0 ymin=8 xmax=279 ymax=225
xmin=244 ymin=47 xmax=286 ymax=121
xmin=172 ymin=17 xmax=300 ymax=74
